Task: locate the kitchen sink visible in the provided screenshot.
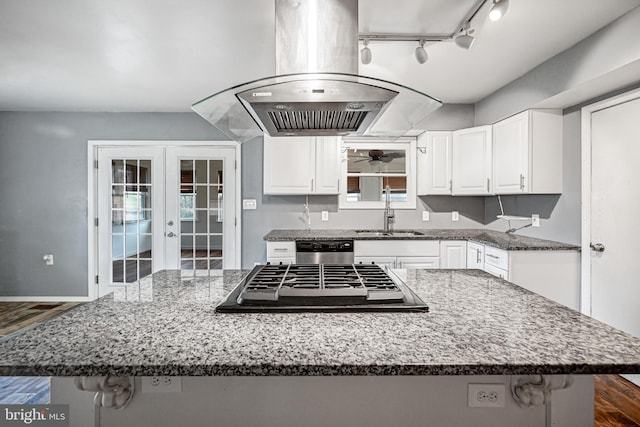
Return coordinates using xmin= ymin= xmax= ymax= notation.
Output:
xmin=355 ymin=230 xmax=425 ymax=237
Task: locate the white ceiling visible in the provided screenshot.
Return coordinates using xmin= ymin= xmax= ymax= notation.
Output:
xmin=0 ymin=0 xmax=638 ymax=112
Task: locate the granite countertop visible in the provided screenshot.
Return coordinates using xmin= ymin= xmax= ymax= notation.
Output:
xmin=0 ymin=269 xmax=638 ymax=377
xmin=264 ymin=229 xmax=580 ymax=251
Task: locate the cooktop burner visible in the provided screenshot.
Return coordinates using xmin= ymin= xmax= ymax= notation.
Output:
xmin=215 ymin=264 xmax=429 ymax=313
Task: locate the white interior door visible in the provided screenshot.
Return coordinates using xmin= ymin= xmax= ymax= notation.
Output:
xmin=97 ymin=147 xmax=165 ymax=296
xmin=165 ymin=146 xmax=238 ymax=271
xmin=97 ymin=144 xmax=239 ymax=296
xmin=588 ymin=94 xmax=640 ymax=385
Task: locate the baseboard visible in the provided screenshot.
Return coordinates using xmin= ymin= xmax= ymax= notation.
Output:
xmin=0 ymin=296 xmax=94 ymax=302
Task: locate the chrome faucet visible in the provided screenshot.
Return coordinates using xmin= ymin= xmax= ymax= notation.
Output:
xmin=383 ymin=184 xmax=394 ymax=233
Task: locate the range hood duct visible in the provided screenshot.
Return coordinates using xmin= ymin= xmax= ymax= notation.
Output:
xmin=192 ymin=0 xmax=442 ymax=142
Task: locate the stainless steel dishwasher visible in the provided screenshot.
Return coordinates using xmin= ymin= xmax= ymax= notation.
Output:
xmin=295 ymin=240 xmax=354 ymax=264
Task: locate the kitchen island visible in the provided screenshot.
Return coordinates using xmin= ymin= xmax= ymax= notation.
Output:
xmin=1 ymin=269 xmax=639 ymax=426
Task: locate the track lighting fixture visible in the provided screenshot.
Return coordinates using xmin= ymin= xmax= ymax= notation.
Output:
xmin=454 ymin=24 xmax=475 ymax=50
xmin=360 ymin=39 xmax=372 ymax=65
xmin=489 ymin=0 xmax=509 ymax=21
xmin=415 ymin=40 xmax=428 ymax=64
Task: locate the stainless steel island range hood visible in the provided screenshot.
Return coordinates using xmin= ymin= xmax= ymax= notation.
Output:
xmin=192 ymin=0 xmax=442 ymax=142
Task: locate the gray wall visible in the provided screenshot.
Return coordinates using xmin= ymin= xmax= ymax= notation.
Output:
xmin=475 ymin=6 xmax=640 ymax=125
xmin=0 ymin=112 xmax=226 ymax=297
xmin=241 ymin=104 xmax=479 ymax=267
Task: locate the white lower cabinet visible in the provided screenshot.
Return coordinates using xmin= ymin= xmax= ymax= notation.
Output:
xmin=397 ymin=256 xmax=440 ymax=269
xmin=266 ymin=241 xmax=296 ymax=264
xmin=354 ymin=240 xmax=440 ymax=269
xmin=484 ymin=263 xmax=509 ymax=280
xmin=465 ymin=241 xmax=580 ymax=310
xmin=466 ymin=242 xmax=484 ymax=270
xmin=439 ymin=241 xmax=467 ymax=268
xmin=354 ymin=256 xmax=398 ymax=269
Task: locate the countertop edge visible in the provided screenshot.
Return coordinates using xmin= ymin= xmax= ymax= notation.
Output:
xmin=263 ymin=229 xmax=580 ymax=251
xmin=1 ymin=363 xmax=636 ymax=377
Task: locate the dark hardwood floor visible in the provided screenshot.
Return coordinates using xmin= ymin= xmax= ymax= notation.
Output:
xmin=595 ymin=375 xmax=640 ymax=426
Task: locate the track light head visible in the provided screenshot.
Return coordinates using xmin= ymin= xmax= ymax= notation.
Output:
xmin=489 ymin=0 xmax=509 ymax=21
xmin=360 ymin=39 xmax=372 ymax=65
xmin=415 ymin=40 xmax=428 ymax=64
xmin=455 ymin=24 xmax=475 ymax=50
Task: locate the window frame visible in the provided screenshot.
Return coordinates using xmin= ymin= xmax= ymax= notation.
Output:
xmin=338 ymin=138 xmax=417 ymax=209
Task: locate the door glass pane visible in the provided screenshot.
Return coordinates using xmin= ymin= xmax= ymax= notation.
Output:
xmin=179 ymin=158 xmax=224 ymax=272
xmin=111 ymin=158 xmax=154 ymax=283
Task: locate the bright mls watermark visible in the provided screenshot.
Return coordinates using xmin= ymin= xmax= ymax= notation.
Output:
xmin=1 ymin=405 xmax=69 ymax=426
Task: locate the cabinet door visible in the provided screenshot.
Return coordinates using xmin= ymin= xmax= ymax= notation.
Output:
xmin=313 ymin=137 xmax=340 ymax=194
xmin=263 ymin=136 xmax=314 ymax=194
xmin=440 ymin=241 xmax=467 ymax=268
xmin=452 ymin=126 xmax=492 ymax=195
xmin=466 ymin=242 xmax=484 ymax=269
xmin=354 ymin=256 xmax=396 ymax=269
xmin=417 ymin=131 xmax=452 ymax=195
xmin=397 ymin=256 xmax=440 ymax=269
xmin=492 ymin=111 xmax=529 ymax=194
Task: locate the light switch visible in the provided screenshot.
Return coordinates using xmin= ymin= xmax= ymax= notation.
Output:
xmin=422 ymin=211 xmax=430 ymax=221
xmin=43 ymin=254 xmax=54 ymax=266
xmin=242 ymin=199 xmax=257 ymax=210
xmin=321 ymin=211 xmax=329 ymax=221
xmin=452 ymin=211 xmax=459 ymax=222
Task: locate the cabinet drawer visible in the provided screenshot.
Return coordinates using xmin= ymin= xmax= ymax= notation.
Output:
xmin=354 ymin=240 xmax=440 ymax=257
xmin=484 ymin=263 xmax=509 ymax=280
xmin=267 ymin=241 xmax=296 ymax=258
xmin=484 ymin=246 xmax=509 ymax=270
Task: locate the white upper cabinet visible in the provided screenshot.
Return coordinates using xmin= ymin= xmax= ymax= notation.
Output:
xmin=452 ymin=125 xmax=493 ymax=195
xmin=492 ymin=109 xmax=562 ymax=194
xmin=263 ymin=135 xmax=340 ymax=194
xmin=417 ymin=131 xmax=452 ymax=195
xmin=313 ymin=136 xmax=340 ymax=194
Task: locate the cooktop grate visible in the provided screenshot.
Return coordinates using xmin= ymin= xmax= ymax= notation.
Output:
xmin=215 ymin=264 xmax=429 ymax=313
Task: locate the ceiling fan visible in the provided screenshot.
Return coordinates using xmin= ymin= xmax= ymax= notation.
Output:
xmin=350 ymin=149 xmax=405 ymax=163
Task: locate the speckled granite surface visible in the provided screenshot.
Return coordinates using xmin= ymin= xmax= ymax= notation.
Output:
xmin=264 ymin=229 xmax=580 ymax=251
xmin=1 ymin=269 xmax=638 ymax=377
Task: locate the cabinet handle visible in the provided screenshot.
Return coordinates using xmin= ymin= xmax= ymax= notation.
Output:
xmin=520 ymin=174 xmax=525 ymax=191
xmin=486 ymin=254 xmax=499 ymax=259
xmin=311 ymin=179 xmax=314 ymax=192
xmin=449 ymin=179 xmax=453 ymax=193
xmin=476 ymin=249 xmax=481 ymax=264
xmin=487 ymin=178 xmax=490 ymax=193
xmin=273 ymin=248 xmax=289 ymax=252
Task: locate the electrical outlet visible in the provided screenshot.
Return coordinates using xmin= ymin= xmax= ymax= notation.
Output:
xmin=43 ymin=254 xmax=54 ymax=266
xmin=321 ymin=211 xmax=329 ymax=221
xmin=468 ymin=384 xmax=505 ymax=408
xmin=141 ymin=376 xmax=182 ymax=393
xmin=242 ymin=199 xmax=257 ymax=210
xmin=422 ymin=211 xmax=430 ymax=221
xmin=532 ymin=214 xmax=540 ymax=227
xmin=451 ymin=211 xmax=459 ymax=222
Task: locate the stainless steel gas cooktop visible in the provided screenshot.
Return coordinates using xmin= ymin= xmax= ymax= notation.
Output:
xmin=215 ymin=264 xmax=429 ymax=313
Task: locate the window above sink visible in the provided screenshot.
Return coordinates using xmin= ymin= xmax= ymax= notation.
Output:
xmin=339 ymin=138 xmax=417 ymax=209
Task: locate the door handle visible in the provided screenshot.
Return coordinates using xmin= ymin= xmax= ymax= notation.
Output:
xmin=590 ymin=242 xmax=605 ymax=253
xmin=166 ymin=232 xmax=176 ymax=237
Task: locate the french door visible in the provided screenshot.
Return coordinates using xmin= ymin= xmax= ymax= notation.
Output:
xmin=96 ymin=145 xmax=238 ymax=296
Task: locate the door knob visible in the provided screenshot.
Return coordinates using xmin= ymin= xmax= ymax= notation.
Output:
xmin=167 ymin=221 xmax=174 ymax=226
xmin=590 ymin=242 xmax=605 ymax=252
xmin=166 ymin=232 xmax=176 ymax=237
